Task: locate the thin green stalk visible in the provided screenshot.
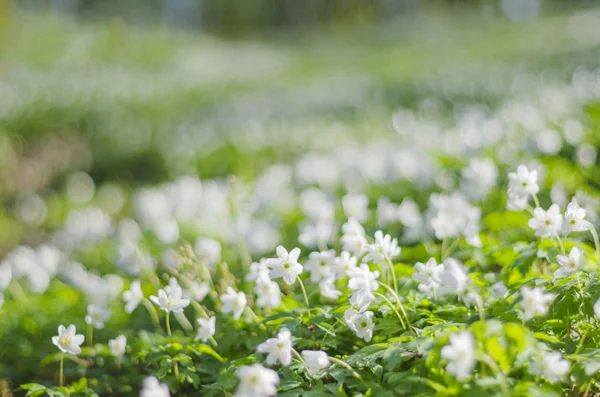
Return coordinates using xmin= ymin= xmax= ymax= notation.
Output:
xmin=166 ymin=311 xmax=172 ymax=338
xmin=374 ymin=292 xmax=406 ymax=329
xmin=590 ymin=227 xmax=600 ymax=261
xmin=141 ymin=298 xmax=160 ymax=328
xmin=532 ymin=194 xmax=541 ymax=209
xmin=87 ymin=324 xmax=93 ymax=348
xmin=379 ymin=282 xmax=413 ymax=332
xmin=297 ymin=278 xmax=311 ymax=318
xmin=441 ymin=238 xmax=448 ymax=262
xmin=292 ymin=348 xmax=311 ymax=378
xmin=480 ymin=354 xmax=510 ymax=397
xmin=59 ymin=353 xmax=64 ymax=387
xmin=575 ymin=329 xmax=588 ymax=355
xmin=384 ymin=256 xmax=399 ymax=295
xmin=329 ymin=356 xmax=362 ymax=380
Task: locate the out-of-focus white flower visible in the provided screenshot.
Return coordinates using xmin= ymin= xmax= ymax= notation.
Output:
xmin=528 ymin=204 xmax=563 ymax=237
xmin=555 ymin=247 xmax=583 ymax=278
xmin=594 ymin=298 xmax=600 ymax=319
xmin=438 ymin=258 xmax=471 ymax=298
xmin=304 ymin=250 xmax=336 ymax=283
xmin=490 ymin=282 xmax=508 ymax=300
xmin=140 ymin=376 xmax=170 ymax=397
xmin=521 ymin=286 xmax=555 ymax=320
xmin=413 ymin=258 xmax=443 ymax=298
xmin=377 ymin=197 xmax=399 ymax=227
xmin=123 ymin=280 xmax=144 ymax=314
xmin=85 ymin=304 xmax=111 ymax=329
xmin=363 ymin=231 xmax=400 ymax=265
xmin=247 ymin=259 xmax=271 ymax=284
xmin=255 ymin=280 xmax=282 ymax=308
xmin=301 ymin=350 xmax=331 ymax=375
xmin=528 ymin=351 xmax=571 ymax=383
xmin=319 ymin=277 xmax=342 ymax=300
xmin=298 ymin=221 xmax=336 ymax=249
xmin=150 ymin=280 xmax=190 ymax=313
xmin=340 ymin=218 xmax=367 ymax=256
xmin=461 ymin=158 xmax=498 ymax=201
xmin=0 ymin=264 xmax=11 ymax=291
xmin=333 ymin=251 xmax=357 ymax=279
xmin=266 ymin=246 xmax=303 ymax=285
xmin=507 ymin=195 xmax=529 ymax=211
xmin=194 ymin=316 xmax=216 ymax=343
xmin=347 ymin=264 xmax=379 ymax=312
xmin=233 ymin=364 xmax=279 ymax=397
xmin=441 ymin=331 xmax=476 ymax=381
xmin=398 ymin=198 xmax=426 ymax=243
xmin=117 ymin=241 xmax=155 ymax=276
xmin=428 ymin=193 xmax=481 ymax=246
xmin=344 ymin=308 xmax=374 ymax=342
xmin=194 ymin=238 xmax=222 ymax=268
xmin=342 ymin=193 xmax=369 ymax=222
xmin=508 ymin=165 xmax=540 ymax=198
xmin=109 ymin=335 xmax=127 ymax=357
xmin=257 ymin=328 xmax=293 ymax=366
xmin=185 ymin=281 xmax=210 ymax=302
xmin=220 ymin=287 xmax=247 ymax=320
xmin=563 ymin=201 xmax=592 ymax=234
xmin=52 ymin=324 xmax=84 ymax=355
xmin=300 ymin=188 xmax=335 ymax=221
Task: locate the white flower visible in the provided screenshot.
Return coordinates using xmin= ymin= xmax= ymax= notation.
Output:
xmin=529 ymin=351 xmax=571 ymax=383
xmin=377 ymin=197 xmax=399 ymax=227
xmin=85 ymin=304 xmax=111 ymax=329
xmin=554 ymin=247 xmax=583 ymax=278
xmin=507 ymin=195 xmax=529 ymax=211
xmin=233 ymin=364 xmax=279 ymax=397
xmin=342 ymin=193 xmax=369 ymax=222
xmin=347 ymin=264 xmax=379 ymax=312
xmin=528 ymin=204 xmax=563 ymax=238
xmin=428 ymin=193 xmax=481 ymax=246
xmin=441 ymin=331 xmax=476 ymax=381
xmin=109 ymin=335 xmax=127 ymax=357
xmin=340 ymin=218 xmax=367 ymax=256
xmin=150 ymin=280 xmax=190 ymax=313
xmin=255 ymin=281 xmax=282 ymax=308
xmin=362 ymin=231 xmax=400 ymax=265
xmin=140 ymin=376 xmax=170 ymax=397
xmin=319 ymin=277 xmax=342 ymax=300
xmin=490 ymin=282 xmax=508 ymax=300
xmin=521 ymin=286 xmax=555 ymax=320
xmin=185 ymin=281 xmax=210 ymax=302
xmin=461 ymin=158 xmax=498 ymax=201
xmin=413 ymin=257 xmax=443 ymax=285
xmin=266 ymin=246 xmax=303 ymax=285
xmin=304 ymin=250 xmax=336 ymax=283
xmin=194 ymin=238 xmax=222 ymax=268
xmin=508 ymin=165 xmax=540 ymax=198
xmin=220 ymin=287 xmax=247 ymax=320
xmin=594 ymin=298 xmax=600 ymax=319
xmin=257 ymin=328 xmax=293 ymax=366
xmin=563 ymin=201 xmax=592 ymax=234
xmin=301 ymin=350 xmax=331 ymax=375
xmin=52 ymin=324 xmax=85 ymax=355
xmin=194 ymin=316 xmax=216 ymax=342
xmin=438 ymin=258 xmax=471 ymax=298
xmin=298 ymin=221 xmax=336 ymax=249
xmin=333 ymin=251 xmax=357 ymax=279
xmin=344 ymin=308 xmax=374 ymax=342
xmin=0 ymin=264 xmax=11 ymax=291
xmin=247 ymin=259 xmax=271 ymax=284
xmin=123 ymin=280 xmax=144 ymax=314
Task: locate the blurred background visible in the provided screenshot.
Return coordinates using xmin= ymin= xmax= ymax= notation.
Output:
xmin=3 ymin=0 xmax=600 ymax=388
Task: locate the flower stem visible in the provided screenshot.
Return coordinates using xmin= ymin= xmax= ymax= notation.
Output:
xmin=292 ymin=348 xmax=311 ymax=378
xmin=532 ymin=194 xmax=541 ymax=209
xmin=575 ymin=329 xmax=588 ymax=355
xmin=379 ymin=282 xmax=413 ymax=332
xmin=87 ymin=324 xmax=93 ymax=348
xmin=329 ymin=357 xmax=362 ymax=379
xmin=591 ymin=227 xmax=600 ymax=261
xmin=142 ymin=298 xmax=160 ymax=328
xmin=166 ymin=311 xmax=172 ymax=338
xmin=384 ymin=256 xmax=399 ymax=295
xmin=441 ymin=238 xmax=448 ymax=261
xmin=480 ymin=354 xmax=510 ymax=397
xmin=59 ymin=353 xmax=64 ymax=387
xmin=374 ymin=292 xmax=406 ymax=329
xmin=297 ymin=278 xmax=311 ymax=318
